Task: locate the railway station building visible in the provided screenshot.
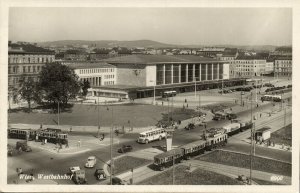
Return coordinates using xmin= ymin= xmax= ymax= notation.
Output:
xmin=84 ymin=55 xmax=246 ymax=99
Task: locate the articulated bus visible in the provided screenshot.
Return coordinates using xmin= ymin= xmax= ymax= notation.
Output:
xmin=137 ymin=127 xmax=166 ymax=144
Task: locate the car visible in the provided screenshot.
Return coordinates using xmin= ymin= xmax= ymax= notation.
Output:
xmin=238 ymin=175 xmax=249 ymax=184
xmin=227 ymin=113 xmax=237 ymax=120
xmin=118 ymin=145 xmax=133 ymax=153
xmin=94 ymin=169 xmax=107 ymax=180
xmin=85 ymin=156 xmax=97 ymax=168
xmin=184 ymin=123 xmax=195 ymax=130
xmin=112 ymin=177 xmax=127 ymax=185
xmin=69 ymin=166 xmax=81 ymax=174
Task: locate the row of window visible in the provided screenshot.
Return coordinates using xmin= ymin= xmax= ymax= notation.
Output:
xmin=9 ymin=55 xmax=54 ymax=64
xmin=79 ymin=68 xmax=114 ymax=74
xmin=104 ymin=74 xmax=115 ymax=79
xmin=104 ymin=81 xmax=114 ymax=85
xmin=235 ymin=60 xmax=266 ymax=64
xmin=8 ymin=76 xmax=38 ymax=86
xmin=9 ymin=65 xmax=43 ymax=74
xmin=275 ymin=60 xmax=292 ymax=64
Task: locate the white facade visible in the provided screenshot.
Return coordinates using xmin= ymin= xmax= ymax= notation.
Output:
xmin=74 ymin=67 xmax=116 ymax=87
xmin=232 ymin=59 xmax=266 ymax=78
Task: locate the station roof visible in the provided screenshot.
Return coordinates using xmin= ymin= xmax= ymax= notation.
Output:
xmin=102 ymin=55 xmax=221 ymax=65
xmin=64 ymin=62 xmax=115 ymax=69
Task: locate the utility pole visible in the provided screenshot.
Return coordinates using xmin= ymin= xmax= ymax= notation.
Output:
xmin=97 ymin=96 xmax=100 ymax=138
xmin=57 ymin=101 xmax=60 ymax=129
xmin=198 ymin=94 xmax=201 ymax=117
xmin=194 ymin=78 xmax=197 ymax=99
xmin=250 ymin=91 xmax=253 ymax=185
xmin=284 ymin=105 xmax=286 ymax=128
xmin=153 ymin=84 xmax=156 ymax=104
xmin=109 ymin=107 xmax=114 ymax=185
xmin=173 ymin=150 xmax=175 ymax=185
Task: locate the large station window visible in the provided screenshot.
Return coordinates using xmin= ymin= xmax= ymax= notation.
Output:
xmin=165 ymin=64 xmax=172 ymax=84
xmin=156 ymin=65 xmax=164 ymax=85
xmin=173 ymin=64 xmax=180 ymax=83
xmin=219 ymin=64 xmax=223 ymax=79
xmin=201 ymin=64 xmax=206 ymax=81
xmin=188 ymin=64 xmax=193 ymax=82
xmin=181 ymin=64 xmax=187 ymax=83
xmin=207 ymin=64 xmax=212 ymax=80
xmin=213 ymin=64 xmax=218 ymax=80
xmin=195 ymin=64 xmax=200 ymax=81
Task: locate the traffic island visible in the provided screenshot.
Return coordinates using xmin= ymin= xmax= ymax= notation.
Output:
xmin=197 ymin=150 xmax=291 ymax=177
xmin=138 ymin=165 xmax=243 ymax=185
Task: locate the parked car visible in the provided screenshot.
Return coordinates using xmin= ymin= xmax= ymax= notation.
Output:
xmin=238 ymin=175 xmax=249 ymax=184
xmin=184 ymin=123 xmax=195 ymax=130
xmin=118 ymin=145 xmax=133 ymax=153
xmin=69 ymin=167 xmax=87 ymax=184
xmin=227 ymin=113 xmax=238 ymax=120
xmin=94 ymin=169 xmax=106 ymax=180
xmin=85 ymin=156 xmax=97 ymax=168
xmin=112 ymin=177 xmax=127 ymax=185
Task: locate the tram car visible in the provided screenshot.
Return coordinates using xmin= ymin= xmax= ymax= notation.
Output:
xmin=8 ymin=128 xmax=36 ymax=140
xmin=153 ymin=132 xmax=227 ymax=171
xmin=8 ymin=127 xmax=68 ymax=145
xmin=180 ymin=140 xmax=206 ymax=160
xmin=37 ymin=128 xmax=68 ymax=144
xmin=153 ymin=148 xmax=184 ymax=171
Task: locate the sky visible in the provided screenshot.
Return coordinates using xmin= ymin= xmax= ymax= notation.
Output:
xmin=9 ymin=7 xmax=292 ymax=46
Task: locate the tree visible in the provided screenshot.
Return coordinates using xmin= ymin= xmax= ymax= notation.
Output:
xmin=38 ymin=62 xmax=81 ymax=107
xmin=19 ymin=77 xmax=41 ymax=112
xmin=8 ymin=86 xmax=20 ymax=110
xmin=81 ymin=79 xmax=90 ymax=98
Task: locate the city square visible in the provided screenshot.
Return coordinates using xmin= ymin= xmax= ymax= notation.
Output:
xmin=2 ymin=5 xmax=296 ymax=192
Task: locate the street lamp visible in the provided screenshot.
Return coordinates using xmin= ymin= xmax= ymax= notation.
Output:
xmin=97 ymin=96 xmax=100 ymax=138
xmin=194 ymin=77 xmax=199 ymax=99
xmin=106 ymin=106 xmax=114 ymax=185
xmin=150 ymin=80 xmax=156 ymax=104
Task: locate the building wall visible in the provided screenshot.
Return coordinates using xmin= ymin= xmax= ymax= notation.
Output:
xmin=274 ymin=59 xmax=292 ymax=77
xmin=8 ymin=53 xmax=55 ymax=88
xmin=114 ymin=64 xmax=147 ymax=87
xmin=156 ymin=63 xmax=227 ymax=86
xmin=233 ymin=59 xmax=266 ymax=77
xmin=74 ymin=67 xmax=116 ymax=87
xmin=145 ymin=65 xmax=156 ymax=87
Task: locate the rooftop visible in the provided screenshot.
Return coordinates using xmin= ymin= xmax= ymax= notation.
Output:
xmin=8 ymin=43 xmax=54 ymax=54
xmin=102 ymin=55 xmax=221 ymax=64
xmin=63 ymin=62 xmax=115 ymax=69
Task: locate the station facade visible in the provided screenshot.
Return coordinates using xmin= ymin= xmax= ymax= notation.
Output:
xmin=86 ymin=55 xmax=245 ymax=99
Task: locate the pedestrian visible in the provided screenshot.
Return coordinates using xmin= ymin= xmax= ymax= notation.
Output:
xmin=70 ymin=126 xmax=72 ymax=133
xmin=162 ymin=101 xmax=164 ymax=106
xmin=230 ymin=107 xmax=232 ymax=111
xmin=260 ymin=113 xmax=262 ymax=118
xmin=204 ymin=123 xmax=207 ymax=129
xmin=40 ymin=123 xmax=43 ymax=129
xmin=185 ymin=99 xmax=187 ymax=103
xmin=186 ymin=104 xmax=188 ymax=108
xmin=256 ymin=103 xmax=259 ymax=108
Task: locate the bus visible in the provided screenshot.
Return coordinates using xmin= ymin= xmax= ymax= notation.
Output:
xmin=137 ymin=127 xmax=166 ymax=144
xmin=162 ymin=91 xmax=177 ymax=98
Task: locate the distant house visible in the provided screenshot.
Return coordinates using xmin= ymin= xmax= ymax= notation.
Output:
xmin=64 ymin=49 xmax=88 ymax=61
